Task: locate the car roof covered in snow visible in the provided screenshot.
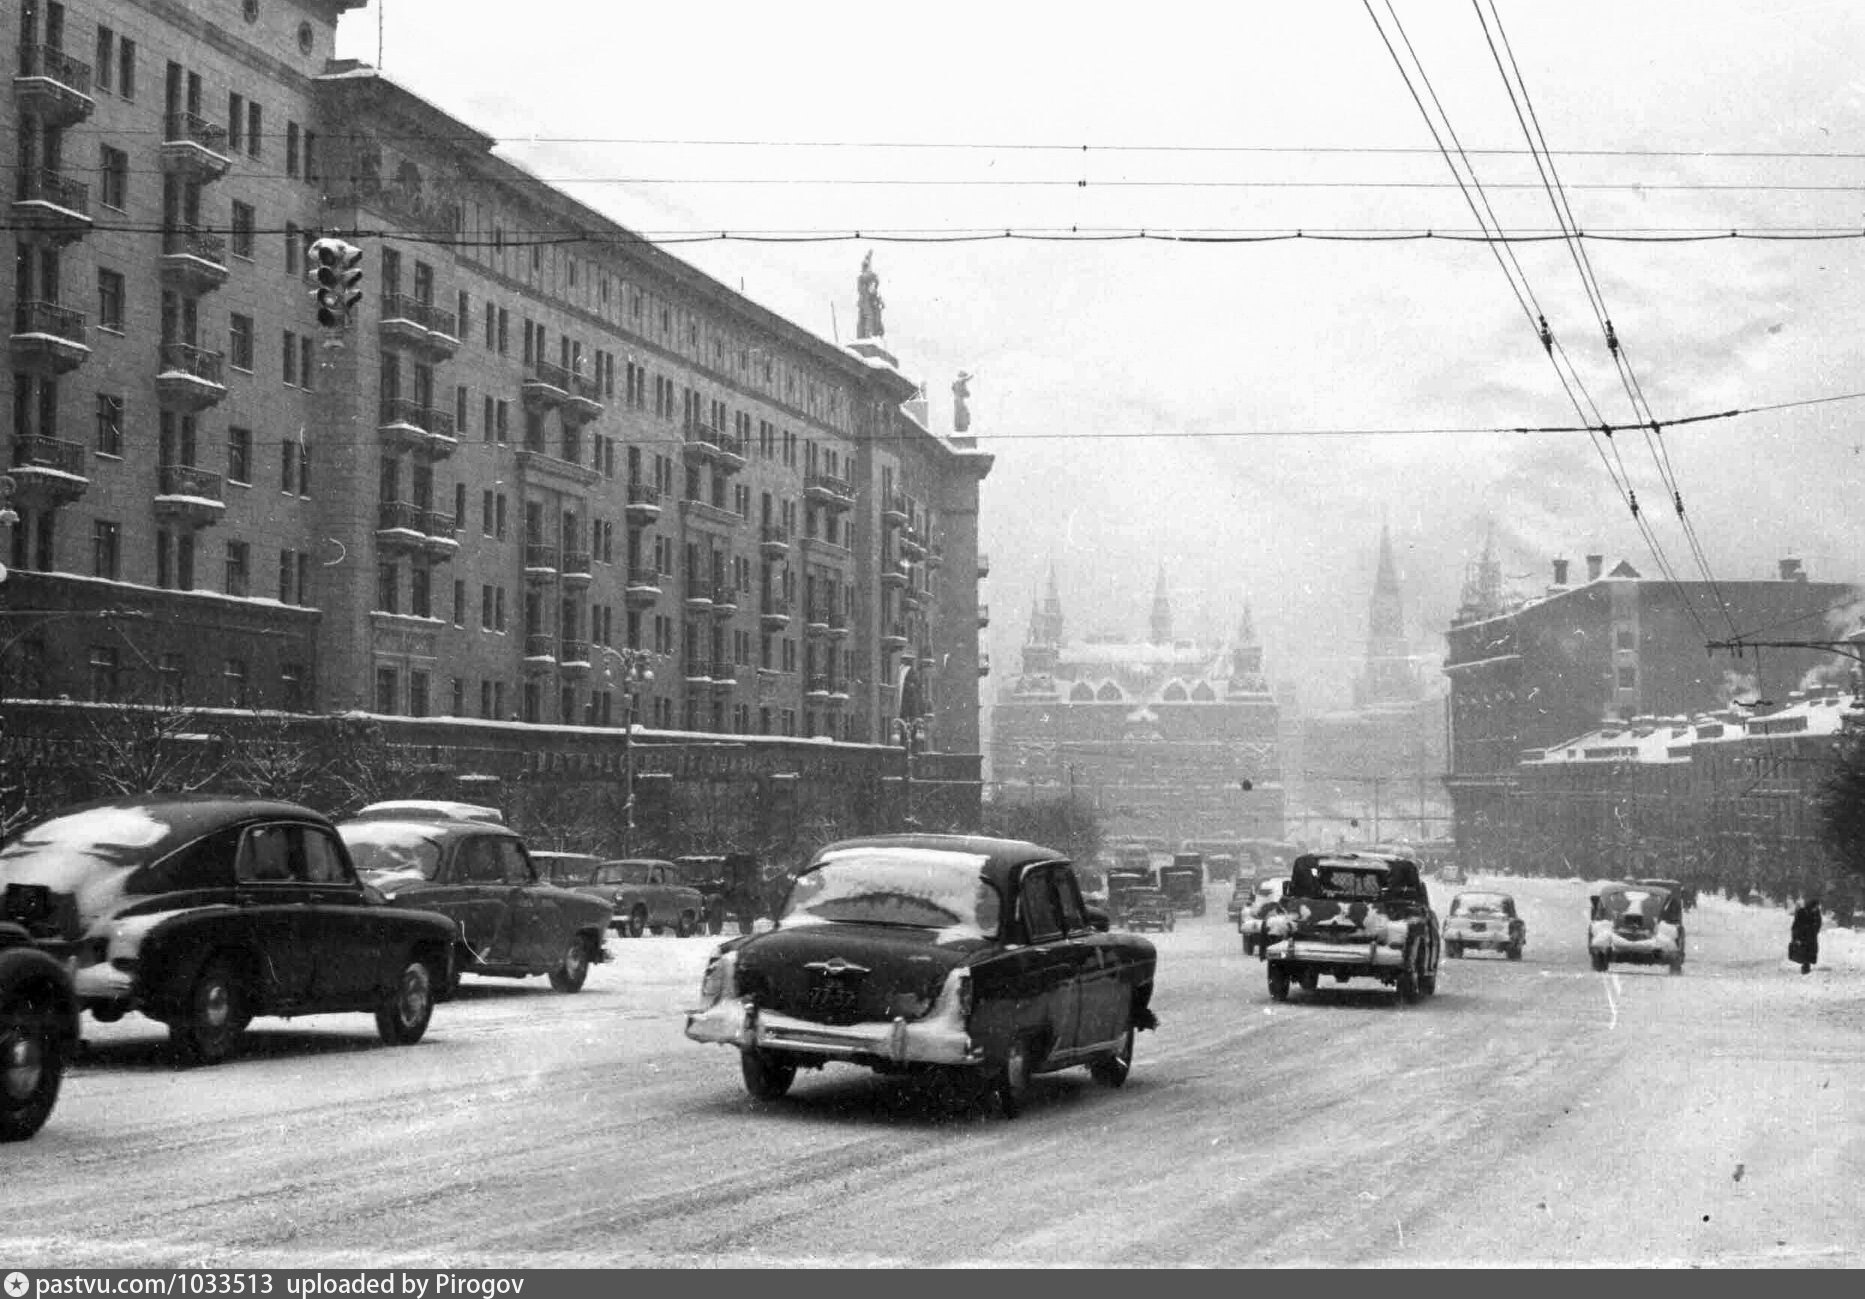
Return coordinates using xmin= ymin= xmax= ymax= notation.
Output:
xmin=352 ymin=800 xmax=505 ymax=824
xmin=809 ymin=833 xmax=1066 ymax=895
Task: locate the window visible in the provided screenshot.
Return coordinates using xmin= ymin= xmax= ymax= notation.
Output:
xmin=481 ymin=489 xmax=494 ymax=536
xmin=246 ymin=101 xmax=261 ymax=159
xmin=228 ymin=92 xmax=245 ymax=150
xmin=450 ymin=677 xmax=464 ymax=717
xmin=230 ymin=201 xmax=255 ymax=259
xmin=480 ymin=584 xmax=494 ymax=630
xmin=118 ymin=38 xmax=135 ymax=100
xmin=286 ymin=121 xmax=300 ymax=177
xmin=300 ymin=335 xmax=314 ymax=389
xmin=495 ymin=586 xmax=507 ymax=631
xmin=453 ymin=579 xmax=466 ymax=626
xmin=99 ymin=145 xmax=127 ymax=210
xmin=95 ymin=393 xmax=123 ymax=456
xmin=156 ymin=529 xmax=195 ymax=590
xmin=377 ymin=561 xmax=398 ymax=614
xmin=410 ymin=563 xmax=431 ymax=618
xmin=229 ymin=313 xmax=254 ymax=371
xmin=408 ymin=670 xmax=430 ymax=718
xmin=375 ymin=666 xmax=398 ymax=715
xmin=95 ymin=26 xmax=114 ymax=92
xmin=282 ymin=330 xmax=298 ymax=385
xmin=89 ymin=646 xmax=122 ymax=702
xmin=1617 ymin=666 xmax=1637 ymax=689
xmin=480 ymin=679 xmax=493 ymax=717
xmin=495 ymin=493 xmax=507 ymax=539
xmin=159 ymin=653 xmax=185 ymax=706
xmin=303 ymin=129 xmax=317 ymax=181
xmin=281 ymin=662 xmax=307 ymax=711
xmin=92 ymin=520 xmax=120 ymax=579
xmin=223 ymin=658 xmax=249 ymax=708
xmin=278 ymin=548 xmax=295 ymax=602
xmin=227 ymin=426 xmax=251 ymax=483
xmin=1616 ymin=628 xmax=1636 ymax=650
xmin=224 ymin=540 xmax=250 ymax=597
xmin=285 ymin=221 xmax=301 ymax=274
xmin=282 ymin=440 xmax=299 ymax=493
xmin=96 ymin=268 xmax=124 ymax=332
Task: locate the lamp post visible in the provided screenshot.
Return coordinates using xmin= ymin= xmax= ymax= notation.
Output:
xmin=891 ymin=715 xmax=930 ymax=830
xmin=600 ymin=646 xmax=657 ymax=857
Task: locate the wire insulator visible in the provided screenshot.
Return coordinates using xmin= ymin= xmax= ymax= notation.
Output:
xmin=1628 ymin=489 xmax=1640 ymax=517
xmin=1674 ymin=491 xmax=1685 ymax=516
xmin=1605 ymin=319 xmax=1620 ymax=355
xmin=1538 ymin=314 xmax=1554 ymax=353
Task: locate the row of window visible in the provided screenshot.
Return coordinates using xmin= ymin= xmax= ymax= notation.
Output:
xmin=7 ymin=637 xmax=307 ymax=712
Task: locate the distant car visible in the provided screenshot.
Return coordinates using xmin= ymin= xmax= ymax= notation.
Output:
xmin=1160 ymin=855 xmax=1206 ymax=916
xmin=352 ymin=800 xmax=505 ymax=824
xmin=1444 ymin=890 xmax=1526 ymax=960
xmin=531 ymin=851 xmax=605 ymax=889
xmin=1225 ymin=877 xmax=1255 ymax=925
xmin=1263 ymin=852 xmax=1440 ymax=1003
xmin=1436 ymin=861 xmax=1467 ymax=886
xmin=0 ymin=921 xmax=80 ymax=1140
xmin=338 ymin=818 xmax=612 ymax=992
xmin=1121 ymin=887 xmax=1177 ymax=932
xmin=0 ymin=796 xmax=458 ymax=1066
xmin=580 ymin=859 xmax=707 ymax=938
xmin=685 ymin=833 xmax=1158 ymax=1117
xmin=673 ymin=853 xmax=765 ymax=935
xmin=1589 ymin=881 xmax=1685 ymax=974
xmin=1238 ymin=876 xmax=1291 ymax=957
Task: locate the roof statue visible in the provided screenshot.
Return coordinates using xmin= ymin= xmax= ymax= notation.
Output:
xmin=952 ymin=371 xmax=974 ymax=433
xmin=855 ymin=251 xmax=885 ymax=339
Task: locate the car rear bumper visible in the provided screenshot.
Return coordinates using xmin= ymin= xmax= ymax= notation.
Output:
xmin=685 ymin=998 xmax=984 ymax=1066
xmin=1594 ymin=935 xmax=1679 ymax=960
xmin=1266 ymin=940 xmax=1404 ymax=968
xmin=1447 ymin=929 xmax=1514 ymax=947
xmin=72 ymin=961 xmax=136 ymax=1009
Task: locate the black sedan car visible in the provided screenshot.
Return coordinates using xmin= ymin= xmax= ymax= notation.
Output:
xmin=338 ymin=818 xmax=612 ymax=993
xmin=0 ymin=796 xmax=458 ymax=1066
xmin=1 ymin=922 xmax=79 ymax=1139
xmin=685 ymin=834 xmax=1159 ymax=1117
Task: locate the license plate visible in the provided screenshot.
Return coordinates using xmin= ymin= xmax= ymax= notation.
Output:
xmin=806 ymin=981 xmax=858 ymax=1013
xmin=1471 ymin=922 xmax=1487 ymax=932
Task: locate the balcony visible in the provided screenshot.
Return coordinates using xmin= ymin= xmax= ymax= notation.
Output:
xmin=558 ymin=639 xmax=593 ymax=675
xmin=524 ymin=633 xmax=558 ymax=665
xmin=711 ymin=584 xmax=740 ymax=618
xmin=624 ymin=483 xmax=663 ymax=526
xmin=7 ymin=434 xmax=88 ymax=505
xmin=925 ymin=544 xmax=944 ymax=570
xmin=977 ymin=551 xmax=991 ymax=579
xmin=804 ymin=604 xmax=833 ymax=636
xmin=375 ymin=501 xmax=425 ymax=550
xmin=683 ymin=576 xmax=713 ymax=614
xmin=804 ymin=471 xmax=855 ymax=511
xmin=377 ymin=294 xmax=458 ymax=360
xmin=155 ymin=342 xmax=227 ymax=410
xmin=882 ymin=492 xmax=908 ymax=527
xmin=798 ymin=534 xmax=851 ymax=564
xmin=418 ymin=405 xmax=458 ymax=459
xmin=683 ymin=657 xmax=713 ymax=686
xmin=419 ymin=508 xmax=459 ymax=560
xmin=758 ymin=524 xmax=791 ymax=558
xmin=710 ymin=661 xmax=737 ymax=692
xmin=714 ymin=430 xmax=747 ymax=473
xmin=901 ymin=588 xmax=924 ymax=613
xmin=376 ymin=397 xmax=426 ymax=455
xmin=160 ymin=226 xmax=230 ymax=293
xmin=680 ymin=423 xmax=723 ymax=465
xmin=10 ymin=300 xmax=89 ymax=373
xmin=880 ymin=622 xmax=910 ymax=651
xmin=160 ymin=111 xmax=233 ymax=182
xmin=561 ymin=372 xmax=604 ymax=427
xmin=11 ymin=167 xmax=91 ymax=241
xmin=899 ymin=530 xmax=927 ymax=560
xmin=806 ymin=675 xmax=834 ymax=703
xmin=826 ymin=612 xmax=849 ymax=640
xmin=153 ymin=464 xmax=226 ymax=526
xmin=14 ymin=44 xmax=95 ymax=126
xmin=623 ymin=567 xmax=662 ymax=607
xmin=514 ymin=443 xmax=600 ymax=490
xmin=759 ymin=596 xmax=791 ymax=632
xmin=881 ymin=562 xmax=909 ymax=590
xmin=521 ymin=358 xmax=571 ymax=411
xmin=679 ymin=496 xmax=740 ymax=531
xmin=559 ymin=548 xmax=593 ymax=587
xmin=977 ymin=603 xmax=990 ymax=629
xmin=523 ymin=542 xmax=560 ymax=581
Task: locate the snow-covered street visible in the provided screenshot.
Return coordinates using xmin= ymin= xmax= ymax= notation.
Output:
xmin=5 ymin=875 xmax=1860 ymax=1268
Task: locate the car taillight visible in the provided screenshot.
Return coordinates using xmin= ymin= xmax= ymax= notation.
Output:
xmin=953 ymin=968 xmax=973 ymax=1018
xmin=699 ymin=951 xmax=736 ymax=1003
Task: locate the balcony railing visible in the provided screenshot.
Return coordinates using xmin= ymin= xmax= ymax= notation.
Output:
xmin=15 ymin=166 xmax=89 ymax=216
xmin=524 ymin=542 xmax=559 ymax=571
xmin=528 ymin=358 xmax=571 ymax=391
xmin=569 ymin=372 xmax=603 ymax=405
xmin=377 ymin=500 xmax=423 ymax=532
xmin=162 ymin=224 xmax=228 ymax=266
xmin=378 ymin=396 xmax=428 ymax=429
xmin=805 ymin=471 xmax=855 ymax=502
xmin=17 ymin=43 xmax=94 ymax=95
xmin=157 ymin=463 xmax=224 ymax=502
xmin=379 ymin=293 xmax=437 ymax=330
xmin=711 ymin=659 xmax=737 ymax=682
xmin=560 ymin=549 xmax=592 ymax=577
xmin=420 ymin=508 xmax=458 ymax=538
xmin=157 ymin=340 xmax=225 ymax=384
xmin=559 ymin=638 xmax=592 ymax=665
xmin=524 ymin=633 xmax=557 ymax=660
xmin=14 ymin=299 xmax=85 ymax=345
xmin=163 ymin=111 xmax=229 ymax=152
xmin=626 ymin=484 xmax=663 ymax=511
xmin=626 ymin=566 xmax=662 ymax=588
xmin=11 ymin=433 xmax=85 ymax=476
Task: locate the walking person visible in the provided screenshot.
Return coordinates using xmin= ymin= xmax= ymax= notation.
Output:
xmin=1789 ymin=896 xmax=1822 ymax=975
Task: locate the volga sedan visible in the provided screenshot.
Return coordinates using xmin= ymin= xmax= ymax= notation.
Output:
xmin=686 ymin=834 xmax=1159 ymax=1117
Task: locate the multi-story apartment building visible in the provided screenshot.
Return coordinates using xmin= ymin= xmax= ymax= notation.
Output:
xmin=4 ymin=0 xmax=991 ymax=756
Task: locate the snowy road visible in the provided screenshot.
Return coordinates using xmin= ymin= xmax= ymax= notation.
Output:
xmin=5 ymin=876 xmax=1860 ymax=1268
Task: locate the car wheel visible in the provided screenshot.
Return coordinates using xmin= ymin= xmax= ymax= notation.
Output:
xmin=627 ymin=906 xmax=647 ymax=939
xmin=0 ymin=974 xmax=64 ymax=1143
xmin=740 ymin=1048 xmax=797 ymax=1101
xmin=1298 ymin=969 xmax=1319 ymax=993
xmin=1267 ymin=962 xmax=1291 ymax=1002
xmin=1507 ymin=943 xmax=1524 ymax=962
xmin=1396 ymin=946 xmax=1424 ymax=1005
xmin=548 ymin=936 xmax=591 ymax=993
xmin=1420 ymin=959 xmax=1439 ymax=997
xmin=706 ymin=903 xmax=725 ymax=937
xmin=675 ymin=912 xmax=696 ymax=939
xmin=1590 ymin=950 xmax=1610 ymax=973
xmin=1089 ymin=1025 xmax=1135 ymax=1088
xmin=1446 ymin=942 xmax=1462 ymax=959
xmin=169 ymin=957 xmax=249 ymax=1067
xmin=375 ymin=957 xmax=436 ymax=1045
xmin=1668 ymin=955 xmax=1685 ymax=976
xmin=993 ymin=1036 xmax=1034 ymax=1118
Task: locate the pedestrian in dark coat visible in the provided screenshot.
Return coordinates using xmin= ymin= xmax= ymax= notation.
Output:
xmin=1789 ymin=897 xmax=1822 ymax=975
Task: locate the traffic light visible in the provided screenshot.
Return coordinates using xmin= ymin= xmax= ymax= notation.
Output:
xmin=308 ymin=236 xmax=364 ymax=327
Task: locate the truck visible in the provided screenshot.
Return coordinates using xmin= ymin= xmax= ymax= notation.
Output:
xmin=673 ymin=852 xmax=765 ymax=935
xmin=1261 ymin=851 xmax=1441 ymax=1005
xmin=1158 ymin=853 xmax=1206 ymax=917
xmin=1104 ymin=866 xmax=1156 ymax=926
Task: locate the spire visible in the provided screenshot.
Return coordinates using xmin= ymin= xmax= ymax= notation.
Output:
xmin=1020 ymin=564 xmax=1064 ymax=677
xmin=1357 ymin=525 xmax=1421 ymax=706
xmin=1229 ymin=603 xmax=1266 ymax=694
xmin=1149 ymin=564 xmax=1173 ymax=644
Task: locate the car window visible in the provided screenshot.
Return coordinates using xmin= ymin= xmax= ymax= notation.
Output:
xmin=496 ymin=840 xmax=533 ymax=885
xmin=300 ymin=829 xmax=350 ymax=884
xmin=237 ymin=825 xmax=295 ymax=882
xmin=1021 ymin=868 xmax=1063 ymax=942
xmin=458 ymin=837 xmax=505 ymax=884
xmin=784 ymin=848 xmax=998 ymax=935
xmin=340 ymin=823 xmax=443 ymax=880
xmin=1054 ymin=868 xmax=1087 ymax=933
xmin=127 ymin=825 xmax=241 ymax=894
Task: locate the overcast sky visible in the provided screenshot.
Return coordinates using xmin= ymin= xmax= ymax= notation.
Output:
xmin=339 ymin=1 xmax=1865 ymax=710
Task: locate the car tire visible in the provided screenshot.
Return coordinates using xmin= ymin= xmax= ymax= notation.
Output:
xmin=993 ymin=1036 xmax=1034 ymax=1118
xmin=740 ymin=1048 xmax=797 ymax=1101
xmin=1590 ymin=951 xmax=1610 ymax=973
xmin=548 ymin=936 xmax=591 ymax=993
xmin=1507 ymin=943 xmax=1524 ymax=962
xmin=706 ymin=903 xmax=725 ymax=937
xmin=1420 ymin=959 xmax=1438 ymax=997
xmin=1298 ymin=969 xmax=1319 ymax=993
xmin=1089 ymin=1025 xmax=1135 ymax=1088
xmin=627 ymin=906 xmax=647 ymax=939
xmin=0 ymin=969 xmax=65 ymax=1143
xmin=375 ymin=957 xmax=436 ymax=1045
xmin=169 ymin=957 xmax=249 ymax=1067
xmin=675 ymin=912 xmax=696 ymax=939
xmin=1668 ymin=955 xmax=1685 ymax=976
xmin=1267 ymin=962 xmax=1291 ymax=1002
xmin=1446 ymin=942 xmax=1462 ymax=959
xmin=1396 ymin=945 xmax=1424 ymax=1005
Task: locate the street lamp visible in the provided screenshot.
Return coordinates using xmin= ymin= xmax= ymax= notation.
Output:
xmin=599 ymin=646 xmax=657 ymax=856
xmin=891 ymin=714 xmax=930 ymax=830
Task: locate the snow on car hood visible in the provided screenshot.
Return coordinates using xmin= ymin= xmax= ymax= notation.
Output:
xmin=0 ymin=804 xmax=174 ymax=926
